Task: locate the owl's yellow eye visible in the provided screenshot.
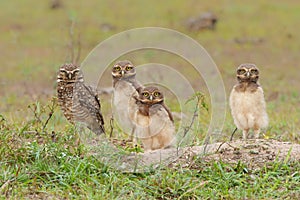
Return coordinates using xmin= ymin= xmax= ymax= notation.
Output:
xmin=142 ymin=92 xmax=149 ymax=97
xmin=125 ymin=65 xmax=133 ymax=71
xmin=73 ymin=70 xmax=80 ymax=74
xmin=114 ymin=66 xmax=121 ymax=71
xmin=153 ymin=92 xmax=160 ymax=97
xmin=237 ymin=69 xmax=246 ymax=75
xmin=250 ymin=69 xmax=258 ymax=75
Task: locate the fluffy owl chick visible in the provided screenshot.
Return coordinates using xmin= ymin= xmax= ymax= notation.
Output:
xmin=112 ymin=60 xmax=142 ymax=134
xmin=57 ymin=63 xmax=105 ymax=135
xmin=229 ymin=63 xmax=268 ymax=139
xmin=132 ymin=86 xmax=176 ymax=151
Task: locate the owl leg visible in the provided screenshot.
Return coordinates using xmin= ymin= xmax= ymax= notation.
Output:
xmin=254 ymin=128 xmax=260 ymax=139
xmin=141 ymin=138 xmax=153 ymax=152
xmin=242 ymin=129 xmax=249 ymax=140
xmin=131 ymin=126 xmax=138 ymax=146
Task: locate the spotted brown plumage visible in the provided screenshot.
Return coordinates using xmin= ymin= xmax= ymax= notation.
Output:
xmin=57 ymin=63 xmax=105 ymax=135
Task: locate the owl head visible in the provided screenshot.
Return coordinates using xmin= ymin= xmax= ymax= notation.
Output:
xmin=57 ymin=63 xmax=84 ymax=83
xmin=236 ymin=63 xmax=259 ymax=83
xmin=111 ymin=60 xmax=136 ymax=79
xmin=137 ymin=86 xmax=164 ymax=105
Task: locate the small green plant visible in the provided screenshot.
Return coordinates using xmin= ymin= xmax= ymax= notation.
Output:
xmin=179 ymin=91 xmax=209 ymax=146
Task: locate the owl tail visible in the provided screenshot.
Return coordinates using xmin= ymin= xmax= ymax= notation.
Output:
xmin=88 ymin=124 xmax=105 ymax=135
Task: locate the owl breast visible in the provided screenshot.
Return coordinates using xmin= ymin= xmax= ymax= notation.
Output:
xmin=133 ymin=104 xmax=175 ymax=151
xmin=113 ymin=80 xmax=138 ymax=132
xmin=57 ymin=82 xmax=75 ymax=122
xmin=229 ymin=86 xmax=268 ymax=130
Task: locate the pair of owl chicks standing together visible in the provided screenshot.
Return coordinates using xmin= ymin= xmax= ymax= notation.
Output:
xmin=112 ymin=60 xmax=176 ymax=151
xmin=57 ymin=61 xmax=269 ymax=151
xmin=57 ymin=60 xmax=176 ymax=151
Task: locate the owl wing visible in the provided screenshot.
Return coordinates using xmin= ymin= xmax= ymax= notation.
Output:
xmin=85 ymin=85 xmax=105 ymax=125
xmin=229 ymin=85 xmax=237 ymax=111
xmin=149 ymin=104 xmax=174 ymax=137
xmin=253 ymin=86 xmax=269 ymax=128
xmin=131 ymin=80 xmax=143 ymax=93
xmin=148 ymin=104 xmax=176 ymax=149
xmin=162 ymin=103 xmax=174 ymax=123
xmin=112 ymin=81 xmax=139 ymax=132
xmin=74 ymin=83 xmax=105 ymax=134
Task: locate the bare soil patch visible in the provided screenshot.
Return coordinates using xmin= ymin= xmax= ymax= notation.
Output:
xmin=87 ymin=137 xmax=300 ymax=172
xmin=137 ymin=139 xmax=300 ymax=171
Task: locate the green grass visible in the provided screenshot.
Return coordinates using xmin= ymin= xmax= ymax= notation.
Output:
xmin=1 ymin=95 xmax=299 ymax=199
xmin=1 ymin=112 xmax=300 ymax=199
xmin=1 ymin=0 xmax=300 ymax=199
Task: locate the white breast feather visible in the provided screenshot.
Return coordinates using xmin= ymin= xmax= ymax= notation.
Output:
xmin=229 ymin=86 xmax=268 ymax=130
xmin=133 ymin=104 xmax=175 ymax=151
xmin=113 ymin=80 xmax=137 ymax=132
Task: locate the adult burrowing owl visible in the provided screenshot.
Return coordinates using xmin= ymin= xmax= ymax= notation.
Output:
xmin=112 ymin=60 xmax=142 ymax=134
xmin=132 ymin=86 xmax=176 ymax=151
xmin=229 ymin=63 xmax=268 ymax=139
xmin=57 ymin=63 xmax=105 ymax=135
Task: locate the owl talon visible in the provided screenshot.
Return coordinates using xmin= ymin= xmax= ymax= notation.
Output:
xmin=254 ymin=129 xmax=260 ymax=139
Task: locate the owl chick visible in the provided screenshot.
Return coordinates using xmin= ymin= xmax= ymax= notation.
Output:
xmin=229 ymin=63 xmax=268 ymax=139
xmin=57 ymin=63 xmax=105 ymax=135
xmin=112 ymin=60 xmax=142 ymax=135
xmin=132 ymin=86 xmax=176 ymax=151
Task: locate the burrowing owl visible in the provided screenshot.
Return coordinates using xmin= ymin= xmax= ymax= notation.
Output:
xmin=229 ymin=63 xmax=268 ymax=139
xmin=57 ymin=63 xmax=105 ymax=135
xmin=132 ymin=86 xmax=176 ymax=151
xmin=112 ymin=60 xmax=142 ymax=134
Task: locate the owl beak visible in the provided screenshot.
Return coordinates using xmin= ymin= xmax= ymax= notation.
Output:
xmin=149 ymin=95 xmax=153 ymax=101
xmin=68 ymin=73 xmax=72 ymax=79
xmin=121 ymin=70 xmax=125 ymax=76
xmin=246 ymin=71 xmax=250 ymax=78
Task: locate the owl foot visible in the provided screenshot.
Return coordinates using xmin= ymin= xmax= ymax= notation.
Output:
xmin=242 ymin=129 xmax=249 ymax=140
xmin=254 ymin=129 xmax=260 ymax=139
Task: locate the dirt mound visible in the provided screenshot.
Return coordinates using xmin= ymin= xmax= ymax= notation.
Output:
xmin=137 ymin=139 xmax=300 ymax=171
xmin=87 ymin=137 xmax=300 ymax=172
